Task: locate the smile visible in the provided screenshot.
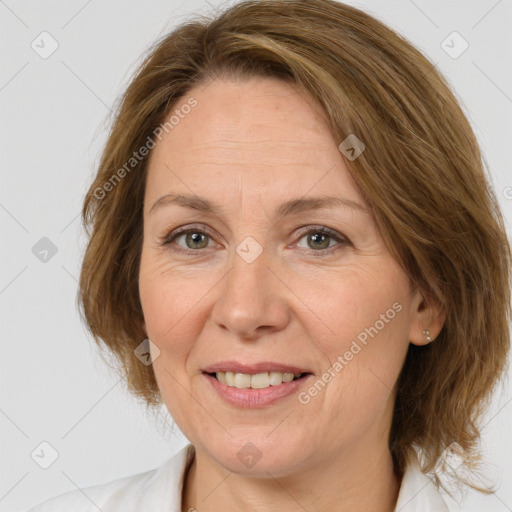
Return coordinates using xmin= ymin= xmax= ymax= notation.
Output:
xmin=212 ymin=371 xmax=306 ymax=389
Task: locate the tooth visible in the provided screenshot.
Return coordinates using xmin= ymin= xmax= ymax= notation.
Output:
xmin=269 ymin=372 xmax=283 ymax=386
xmin=251 ymin=372 xmax=271 ymax=389
xmin=234 ymin=373 xmax=251 ymax=388
xmin=216 ymin=371 xmax=304 ymax=389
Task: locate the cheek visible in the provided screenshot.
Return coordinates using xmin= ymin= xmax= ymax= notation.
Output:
xmin=299 ymin=262 xmax=411 ymax=411
xmin=138 ymin=259 xmax=210 ymax=425
xmin=294 ymin=259 xmax=411 ymax=353
xmin=139 ymin=251 xmax=210 ymax=337
xmin=138 ymin=256 xmax=210 ymax=394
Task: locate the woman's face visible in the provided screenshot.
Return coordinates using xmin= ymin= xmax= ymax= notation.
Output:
xmin=139 ymin=76 xmax=430 ymax=476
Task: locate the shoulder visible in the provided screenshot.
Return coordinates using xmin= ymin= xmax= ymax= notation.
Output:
xmin=395 ymin=447 xmax=450 ymax=512
xmin=26 ymin=444 xmax=195 ymax=512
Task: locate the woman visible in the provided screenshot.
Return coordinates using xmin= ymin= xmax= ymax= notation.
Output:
xmin=28 ymin=0 xmax=511 ymax=510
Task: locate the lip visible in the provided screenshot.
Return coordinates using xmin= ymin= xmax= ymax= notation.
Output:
xmin=203 ymin=372 xmax=313 ymax=408
xmin=202 ymin=361 xmax=312 ymax=375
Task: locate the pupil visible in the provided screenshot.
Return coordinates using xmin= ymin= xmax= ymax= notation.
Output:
xmin=187 ymin=233 xmax=208 ymax=249
xmin=309 ymin=233 xmax=329 ymax=250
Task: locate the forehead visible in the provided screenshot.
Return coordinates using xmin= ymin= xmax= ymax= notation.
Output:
xmin=144 ymin=77 xmax=364 ymax=208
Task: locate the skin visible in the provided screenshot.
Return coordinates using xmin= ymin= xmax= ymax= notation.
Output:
xmin=138 ymin=76 xmax=445 ymax=512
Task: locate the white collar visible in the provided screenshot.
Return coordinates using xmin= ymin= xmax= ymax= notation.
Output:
xmin=139 ymin=444 xmax=449 ymax=511
xmin=29 ymin=443 xmax=449 ymax=511
xmin=394 ymin=448 xmax=450 ymax=511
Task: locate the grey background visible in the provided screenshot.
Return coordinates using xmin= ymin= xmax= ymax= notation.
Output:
xmin=1 ymin=0 xmax=511 ymax=510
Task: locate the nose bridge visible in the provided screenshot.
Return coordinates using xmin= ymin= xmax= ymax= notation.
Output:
xmin=231 ymin=236 xmax=270 ymax=292
xmin=211 ymin=237 xmax=289 ymax=338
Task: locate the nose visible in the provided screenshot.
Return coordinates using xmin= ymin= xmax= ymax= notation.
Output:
xmin=210 ymin=243 xmax=290 ymax=340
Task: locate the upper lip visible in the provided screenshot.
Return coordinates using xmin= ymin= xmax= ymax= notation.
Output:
xmin=202 ymin=361 xmax=312 ymax=375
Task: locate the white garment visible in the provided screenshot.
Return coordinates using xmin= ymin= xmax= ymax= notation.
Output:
xmin=27 ymin=444 xmax=449 ymax=511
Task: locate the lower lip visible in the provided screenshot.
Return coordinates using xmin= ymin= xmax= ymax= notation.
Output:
xmin=203 ymin=372 xmax=312 ymax=408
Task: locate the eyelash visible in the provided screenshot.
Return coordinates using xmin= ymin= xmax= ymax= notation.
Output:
xmin=158 ymin=224 xmax=350 ymax=257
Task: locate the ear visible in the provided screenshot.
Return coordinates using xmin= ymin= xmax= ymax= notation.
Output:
xmin=408 ymin=284 xmax=446 ymax=347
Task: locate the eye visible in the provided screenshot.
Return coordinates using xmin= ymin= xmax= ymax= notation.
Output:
xmin=160 ymin=225 xmax=217 ymax=252
xmin=293 ymin=226 xmax=349 ymax=255
xmin=159 ymin=224 xmax=350 ymax=256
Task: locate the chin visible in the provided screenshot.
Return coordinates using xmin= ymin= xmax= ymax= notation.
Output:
xmin=199 ymin=433 xmax=312 ymax=478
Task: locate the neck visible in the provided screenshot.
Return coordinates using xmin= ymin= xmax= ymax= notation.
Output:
xmin=181 ymin=441 xmax=400 ymax=512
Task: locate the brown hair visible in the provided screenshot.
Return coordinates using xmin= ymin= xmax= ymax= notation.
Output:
xmin=78 ymin=0 xmax=511 ymax=495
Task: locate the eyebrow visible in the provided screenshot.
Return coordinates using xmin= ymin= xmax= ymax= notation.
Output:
xmin=149 ymin=193 xmax=369 ymax=219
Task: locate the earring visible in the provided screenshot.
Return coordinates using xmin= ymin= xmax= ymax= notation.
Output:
xmin=422 ymin=329 xmax=432 ymax=342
